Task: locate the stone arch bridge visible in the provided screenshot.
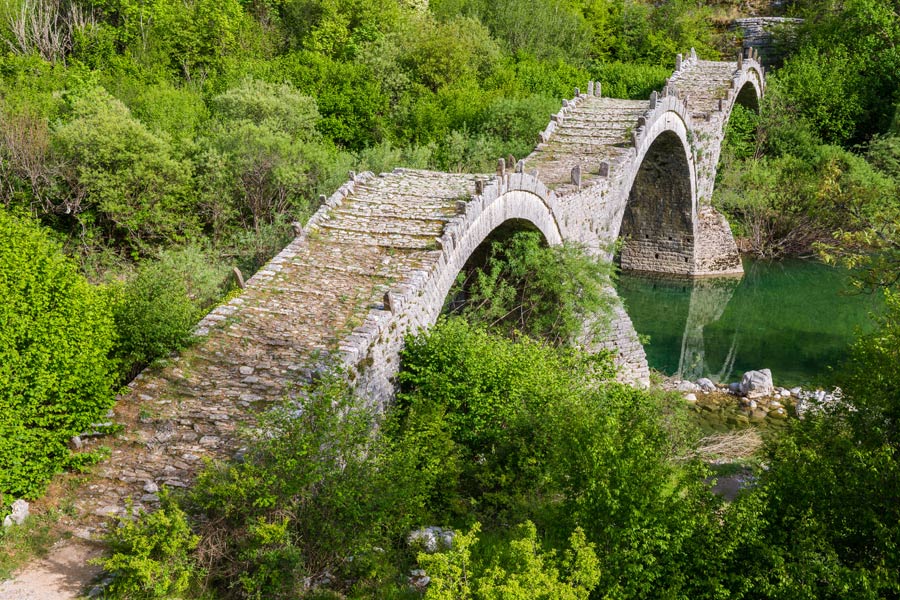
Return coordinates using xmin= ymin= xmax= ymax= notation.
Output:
xmin=76 ymin=49 xmax=764 ymax=521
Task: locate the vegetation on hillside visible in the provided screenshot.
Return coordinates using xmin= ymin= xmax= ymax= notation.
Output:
xmin=714 ymin=0 xmax=900 ymax=273
xmin=1 ymin=0 xmax=900 ymax=597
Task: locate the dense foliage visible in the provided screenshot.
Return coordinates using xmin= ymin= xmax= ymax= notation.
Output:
xmin=0 ymin=211 xmax=116 ymax=503
xmin=714 ymin=0 xmax=900 ymax=270
xmin=445 ymin=230 xmax=615 ymax=345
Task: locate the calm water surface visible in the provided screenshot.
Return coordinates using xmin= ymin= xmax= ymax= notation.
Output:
xmin=617 ymin=258 xmax=884 ymax=387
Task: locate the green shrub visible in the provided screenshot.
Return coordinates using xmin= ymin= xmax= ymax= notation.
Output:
xmin=446 ymin=230 xmax=615 ymax=346
xmin=592 ymin=61 xmax=671 ymax=100
xmin=281 ymin=50 xmax=390 ymax=150
xmin=418 ymin=521 xmax=601 ymax=600
xmin=725 ymin=295 xmax=900 ymax=597
xmin=111 ymin=250 xmax=218 ymax=380
xmin=397 ymin=317 xmax=616 ymax=519
xmin=0 ymin=210 xmax=116 ymax=502
xmin=119 ymin=81 xmax=210 ymax=146
xmin=211 ymin=78 xmax=321 ymax=140
xmin=766 ymin=46 xmax=865 ymax=146
xmin=51 ymin=86 xmax=197 ymax=255
xmin=722 ymin=103 xmax=760 ymax=162
xmin=714 ymin=144 xmax=895 ymax=258
xmin=101 ymin=490 xmax=201 ymax=599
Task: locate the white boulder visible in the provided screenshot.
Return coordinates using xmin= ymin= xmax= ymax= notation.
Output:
xmin=2 ymin=499 xmax=29 ymax=527
xmin=740 ymin=369 xmax=774 ymax=398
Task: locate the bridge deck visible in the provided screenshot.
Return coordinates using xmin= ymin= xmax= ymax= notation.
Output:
xmin=670 ymin=60 xmax=740 ymax=117
xmin=528 ymin=97 xmax=645 ymax=192
xmin=74 ymin=170 xmax=475 ymax=524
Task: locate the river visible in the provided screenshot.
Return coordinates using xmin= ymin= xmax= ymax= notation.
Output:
xmin=617 ymin=258 xmax=884 ymax=387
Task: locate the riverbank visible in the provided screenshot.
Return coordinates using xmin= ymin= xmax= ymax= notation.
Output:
xmin=660 ymin=368 xmax=846 ymax=434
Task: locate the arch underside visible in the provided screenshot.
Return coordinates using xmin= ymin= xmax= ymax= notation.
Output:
xmin=734 ymin=81 xmax=761 ymax=113
xmin=620 ymin=130 xmax=695 ymax=274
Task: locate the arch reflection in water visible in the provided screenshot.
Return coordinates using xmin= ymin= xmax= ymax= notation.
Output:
xmin=617 ymin=259 xmax=883 ymax=387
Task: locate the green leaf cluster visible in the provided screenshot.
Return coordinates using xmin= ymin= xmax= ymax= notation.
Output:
xmin=0 ymin=210 xmax=116 ymax=502
xmin=100 ymin=491 xmax=202 ymax=599
xmin=446 ymin=230 xmax=615 ymax=346
xmin=418 ymin=521 xmax=600 ymax=600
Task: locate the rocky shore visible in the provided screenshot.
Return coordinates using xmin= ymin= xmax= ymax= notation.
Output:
xmin=662 ymin=368 xmax=845 ymax=431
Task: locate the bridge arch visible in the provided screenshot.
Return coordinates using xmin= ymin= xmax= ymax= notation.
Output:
xmin=345 ymin=174 xmax=564 ymax=405
xmin=731 ymin=65 xmax=764 ymax=115
xmin=734 ymin=81 xmax=761 ymax=113
xmin=616 ymin=100 xmax=699 ymax=274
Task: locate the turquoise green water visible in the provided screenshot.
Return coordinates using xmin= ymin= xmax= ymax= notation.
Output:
xmin=617 ymin=258 xmax=884 ymax=387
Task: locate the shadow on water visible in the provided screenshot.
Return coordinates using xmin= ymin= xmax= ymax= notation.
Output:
xmin=617 ymin=257 xmax=885 ymax=387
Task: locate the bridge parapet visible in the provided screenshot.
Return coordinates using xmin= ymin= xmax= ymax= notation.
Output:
xmin=340 ymin=170 xmax=564 ymax=405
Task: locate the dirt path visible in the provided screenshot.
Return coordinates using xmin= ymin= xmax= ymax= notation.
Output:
xmin=0 ymin=540 xmax=103 ymax=600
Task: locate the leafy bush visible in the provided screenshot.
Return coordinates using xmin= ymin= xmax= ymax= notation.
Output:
xmin=591 ymin=61 xmax=670 ymax=100
xmin=111 ymin=245 xmax=229 ymax=380
xmin=0 ymin=210 xmax=116 ymax=502
xmin=722 ymin=103 xmax=760 ymax=162
xmin=397 ymin=318 xmax=725 ymax=597
xmin=764 ymin=46 xmax=865 ymax=147
xmin=446 ymin=230 xmax=615 ymax=346
xmin=418 ymin=521 xmax=601 ymax=600
xmin=51 ymin=86 xmax=197 ymax=255
xmin=101 ymin=491 xmax=201 ymax=599
xmin=211 ymin=78 xmax=321 ymax=140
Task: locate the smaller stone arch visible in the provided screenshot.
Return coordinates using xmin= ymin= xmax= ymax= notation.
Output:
xmin=345 ymin=174 xmax=564 ymax=406
xmin=729 ymin=61 xmax=764 ymax=117
xmin=734 ymin=81 xmax=761 ymax=113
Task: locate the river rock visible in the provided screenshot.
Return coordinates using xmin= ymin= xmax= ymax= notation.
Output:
xmin=740 ymin=369 xmax=774 ymax=398
xmin=769 ymin=408 xmax=787 ymax=419
xmin=2 ymin=499 xmax=29 ymax=527
xmin=409 ymin=569 xmax=431 ymax=591
xmin=676 ymin=380 xmax=699 ymax=393
xmin=790 ymin=386 xmax=802 ymax=398
xmin=728 ymin=382 xmax=741 ymax=394
xmin=684 ymin=393 xmax=697 ymax=403
xmin=696 ymin=378 xmax=716 ymax=392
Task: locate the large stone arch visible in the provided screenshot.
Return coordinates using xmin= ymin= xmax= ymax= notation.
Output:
xmin=345 ymin=174 xmax=564 ymax=406
xmin=616 ymin=101 xmax=699 ymax=275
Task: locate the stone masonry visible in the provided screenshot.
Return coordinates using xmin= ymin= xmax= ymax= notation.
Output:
xmin=70 ymin=49 xmax=764 ymax=528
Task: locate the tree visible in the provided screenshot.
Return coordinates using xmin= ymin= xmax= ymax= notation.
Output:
xmin=51 ymin=86 xmax=196 ymax=255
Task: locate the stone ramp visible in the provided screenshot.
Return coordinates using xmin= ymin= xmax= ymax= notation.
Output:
xmin=528 ymin=97 xmax=645 ymax=193
xmin=670 ymin=59 xmax=739 ymax=116
xmin=73 ymin=169 xmax=476 ymax=527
